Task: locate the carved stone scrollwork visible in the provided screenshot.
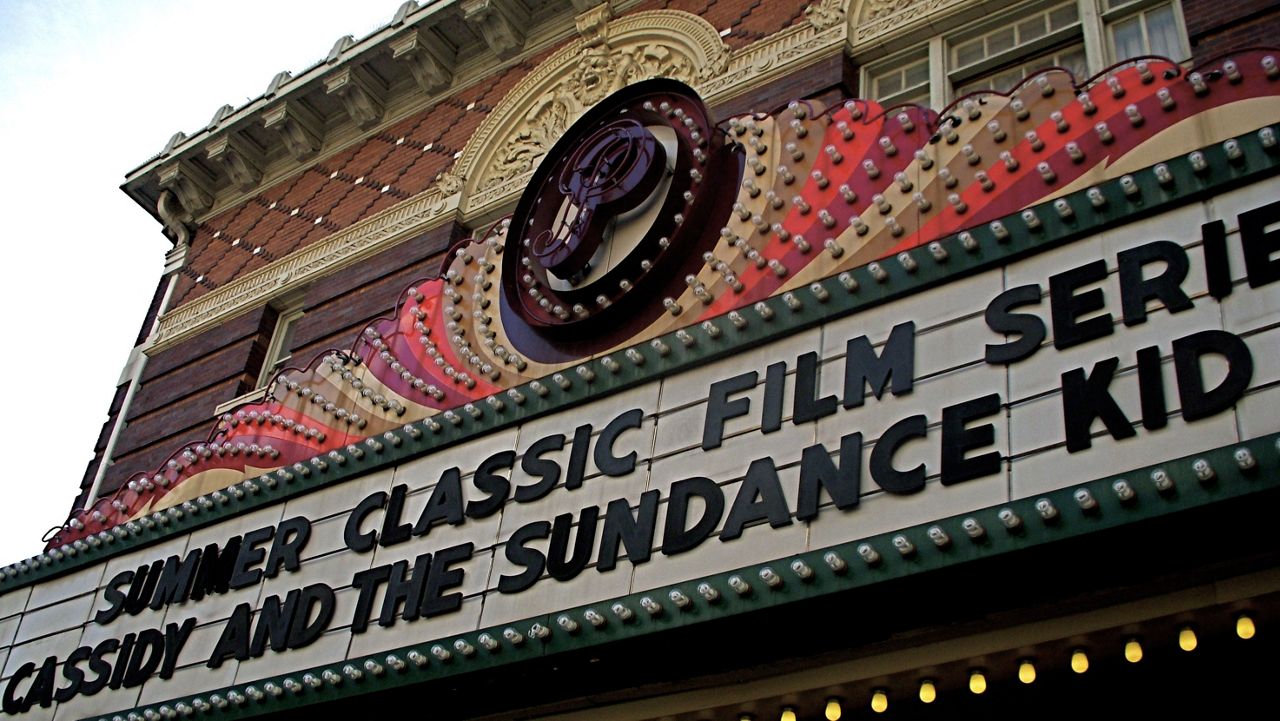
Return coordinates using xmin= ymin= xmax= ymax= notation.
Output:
xmin=456 ymin=9 xmax=731 ymax=217
xmin=390 ymin=27 xmax=457 ymax=94
xmin=156 ymin=160 xmax=215 ymax=220
xmin=461 ymin=0 xmax=527 ymax=60
xmin=205 ymin=133 xmax=265 ymax=192
xmin=262 ymin=100 xmax=324 ymax=162
xmin=852 ymin=0 xmax=962 ymax=43
xmin=156 ymin=189 xmax=195 ymax=248
xmin=805 ymin=0 xmax=849 ymax=30
xmin=325 ymin=65 xmax=387 ymax=130
xmin=434 ymin=170 xmax=463 ymax=197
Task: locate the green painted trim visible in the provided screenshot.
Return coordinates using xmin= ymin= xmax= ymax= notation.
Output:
xmin=3 ymin=124 xmax=1278 ymax=594
xmin=91 ymin=432 xmax=1280 ymax=720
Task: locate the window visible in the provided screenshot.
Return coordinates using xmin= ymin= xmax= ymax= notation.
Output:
xmin=213 ymin=296 xmax=306 ymax=417
xmin=858 ymin=1 xmax=1189 ymax=108
xmin=256 ymin=303 xmax=304 ymax=389
xmin=1104 ymin=1 xmax=1186 ymax=61
xmin=956 ymin=43 xmax=1089 ymax=96
xmin=866 ymin=53 xmax=932 ymax=107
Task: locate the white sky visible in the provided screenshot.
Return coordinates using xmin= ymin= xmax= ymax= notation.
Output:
xmin=0 ymin=1 xmax=405 ymax=561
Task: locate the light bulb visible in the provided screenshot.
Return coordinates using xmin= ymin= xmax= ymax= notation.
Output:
xmin=1018 ymin=660 xmax=1036 ymax=684
xmin=780 ymin=707 xmax=797 ymax=721
xmin=1071 ymin=649 xmax=1089 ymax=673
xmin=870 ymin=690 xmax=888 ymax=713
xmin=1179 ymin=627 xmax=1198 ymax=651
xmin=1125 ymin=639 xmax=1143 ymax=663
xmin=969 ymin=670 xmax=987 ymax=694
xmin=1237 ymin=614 xmax=1256 ymax=640
xmin=918 ymin=680 xmax=936 ymax=703
xmin=824 ymin=698 xmax=842 ymax=721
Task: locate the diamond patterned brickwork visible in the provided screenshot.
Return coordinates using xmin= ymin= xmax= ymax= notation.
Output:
xmin=169 ymin=0 xmax=810 ymax=309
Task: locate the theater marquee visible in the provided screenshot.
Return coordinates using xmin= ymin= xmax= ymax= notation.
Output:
xmin=4 ymin=59 xmax=1280 ymax=720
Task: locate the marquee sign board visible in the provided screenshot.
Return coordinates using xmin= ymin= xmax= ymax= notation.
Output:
xmin=4 ymin=58 xmax=1280 ymax=720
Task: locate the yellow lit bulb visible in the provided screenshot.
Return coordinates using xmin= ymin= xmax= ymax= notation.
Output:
xmin=969 ymin=670 xmax=987 ymax=694
xmin=824 ymin=698 xmax=843 ymax=721
xmin=1179 ymin=627 xmax=1198 ymax=652
xmin=1237 ymin=614 xmax=1256 ymax=640
xmin=870 ymin=690 xmax=888 ymax=714
xmin=918 ymin=680 xmax=936 ymax=704
xmin=780 ymin=707 xmax=797 ymax=721
xmin=1071 ymin=649 xmax=1089 ymax=673
xmin=1124 ymin=639 xmax=1143 ymax=663
xmin=1018 ymin=660 xmax=1037 ymax=684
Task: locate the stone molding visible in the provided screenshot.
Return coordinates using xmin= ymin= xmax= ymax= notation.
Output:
xmin=147 ymin=7 xmax=849 ymax=352
xmin=147 ymin=185 xmax=458 ymax=352
xmin=848 ymin=0 xmax=967 ymax=48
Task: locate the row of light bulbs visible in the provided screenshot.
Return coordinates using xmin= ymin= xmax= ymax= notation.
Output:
xmin=742 ymin=615 xmax=1258 ymax=720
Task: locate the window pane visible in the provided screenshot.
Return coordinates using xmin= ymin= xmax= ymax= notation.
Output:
xmin=877 ymin=73 xmax=903 ymax=96
xmin=1049 ymin=3 xmax=1079 ymax=31
xmin=904 ymin=60 xmax=930 ymax=87
xmin=988 ymin=27 xmax=1016 ymax=55
xmin=955 ymin=38 xmax=985 ymax=67
xmin=1058 ymin=45 xmax=1088 ymax=76
xmin=1018 ymin=17 xmax=1047 ymax=43
xmin=1145 ymin=4 xmax=1181 ymax=58
xmin=1111 ymin=15 xmax=1144 ymax=59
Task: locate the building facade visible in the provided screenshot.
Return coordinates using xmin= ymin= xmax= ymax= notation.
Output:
xmin=2 ymin=0 xmax=1279 ymax=718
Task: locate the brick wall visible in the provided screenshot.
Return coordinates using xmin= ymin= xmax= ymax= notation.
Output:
xmin=1182 ymin=0 xmax=1280 ymax=65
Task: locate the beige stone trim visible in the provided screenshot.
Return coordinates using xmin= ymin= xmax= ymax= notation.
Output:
xmin=148 ymin=8 xmax=850 ymax=351
xmin=147 ymin=186 xmax=458 ymax=352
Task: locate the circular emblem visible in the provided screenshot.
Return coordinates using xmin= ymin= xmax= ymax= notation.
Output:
xmin=501 ymin=79 xmax=741 ymax=360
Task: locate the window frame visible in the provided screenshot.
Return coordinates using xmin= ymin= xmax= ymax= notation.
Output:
xmin=856 ymin=0 xmax=1190 ymax=109
xmin=255 ymin=303 xmax=305 ymax=390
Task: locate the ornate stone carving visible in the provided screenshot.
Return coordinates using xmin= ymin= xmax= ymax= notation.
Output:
xmin=390 ymin=27 xmax=456 ymax=94
xmin=805 ymin=0 xmax=849 ymax=30
xmin=461 ymin=0 xmax=526 ymax=60
xmin=155 ymin=9 xmax=856 ymax=345
xmin=156 ymin=160 xmax=215 ymax=218
xmin=456 ymin=9 xmax=732 ymax=214
xmin=575 ymin=2 xmax=612 ymax=47
xmin=325 ymin=65 xmax=386 ymax=129
xmin=156 ymin=189 xmax=195 ymax=248
xmin=205 ymin=133 xmax=265 ymax=192
xmin=434 ymin=170 xmax=464 ymax=197
xmin=852 ymin=0 xmax=963 ymax=43
xmin=262 ymin=100 xmax=323 ymax=161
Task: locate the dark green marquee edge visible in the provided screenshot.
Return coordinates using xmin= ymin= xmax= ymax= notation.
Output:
xmin=3 ymin=123 xmax=1278 ymax=595
xmin=95 ymin=432 xmax=1280 ymax=720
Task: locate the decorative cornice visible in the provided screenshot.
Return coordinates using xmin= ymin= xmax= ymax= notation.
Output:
xmin=698 ymin=12 xmax=846 ymax=100
xmin=148 ymin=9 xmax=853 ymax=345
xmin=262 ymin=100 xmax=324 ymax=162
xmin=147 ymin=185 xmax=458 ymax=352
xmin=461 ymin=0 xmax=528 ymax=60
xmin=324 ymin=65 xmax=387 ymax=130
xmin=848 ymin=0 xmax=968 ymax=49
xmin=205 ymin=133 xmax=265 ymax=192
xmin=390 ymin=26 xmax=456 ymax=94
xmin=456 ymin=8 xmax=845 ymax=221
